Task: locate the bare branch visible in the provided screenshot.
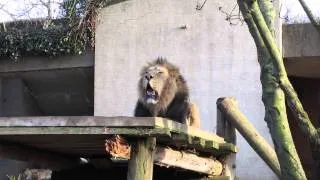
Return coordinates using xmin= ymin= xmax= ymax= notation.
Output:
xmin=297 ymin=0 xmax=320 ymax=33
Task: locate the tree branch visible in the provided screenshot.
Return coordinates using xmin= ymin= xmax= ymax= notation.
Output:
xmin=297 ymin=0 xmax=320 ymax=33
xmin=238 ymin=0 xmax=307 ymax=179
xmin=248 ymin=0 xmax=320 ymax=146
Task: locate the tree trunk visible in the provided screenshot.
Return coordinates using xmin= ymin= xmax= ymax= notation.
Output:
xmin=238 ymin=0 xmax=307 ymax=179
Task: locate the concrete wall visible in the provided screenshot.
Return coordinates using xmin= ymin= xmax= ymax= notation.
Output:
xmin=0 ymin=78 xmax=41 ymax=179
xmin=283 ymin=23 xmax=320 ymax=58
xmin=95 ymin=0 xmax=279 ymax=179
xmin=283 ymin=23 xmax=320 ymax=78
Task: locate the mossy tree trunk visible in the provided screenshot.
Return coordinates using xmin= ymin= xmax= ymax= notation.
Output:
xmin=238 ymin=0 xmax=307 ymax=179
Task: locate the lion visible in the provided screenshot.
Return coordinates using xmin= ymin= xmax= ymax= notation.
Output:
xmin=134 ymin=57 xmax=200 ymax=128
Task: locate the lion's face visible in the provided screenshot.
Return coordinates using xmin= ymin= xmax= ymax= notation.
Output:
xmin=138 ymin=58 xmax=182 ymax=112
xmin=140 ymin=65 xmax=169 ymax=105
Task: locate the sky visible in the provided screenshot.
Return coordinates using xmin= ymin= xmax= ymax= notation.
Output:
xmin=0 ymin=0 xmax=319 ymax=23
xmin=280 ymin=0 xmax=320 ymax=23
xmin=0 ymin=0 xmax=62 ymax=22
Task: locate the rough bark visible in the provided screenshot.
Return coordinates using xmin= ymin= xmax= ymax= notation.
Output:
xmin=250 ymin=0 xmax=320 ymax=146
xmin=238 ymin=0 xmax=307 ymax=179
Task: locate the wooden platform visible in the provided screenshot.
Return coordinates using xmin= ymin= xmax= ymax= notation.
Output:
xmin=0 ymin=116 xmax=236 ymax=158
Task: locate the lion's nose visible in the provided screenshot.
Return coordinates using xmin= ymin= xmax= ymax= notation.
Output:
xmin=145 ymin=74 xmax=153 ymax=80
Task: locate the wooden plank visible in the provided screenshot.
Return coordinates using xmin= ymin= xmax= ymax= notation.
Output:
xmin=0 ymin=116 xmax=157 ymax=127
xmin=155 ymin=117 xmax=225 ymax=143
xmin=154 ymin=147 xmax=223 ymax=176
xmin=0 ymin=127 xmax=170 ymax=136
xmin=168 ymin=134 xmax=222 ymax=155
xmin=127 ymin=137 xmax=156 ymax=180
xmin=106 ymin=139 xmax=223 ymax=176
xmin=0 ymin=116 xmax=237 ymax=157
xmin=155 ymin=118 xmax=237 ymax=153
xmin=219 ymin=143 xmax=238 ymax=153
xmin=208 ymin=176 xmax=231 ymax=180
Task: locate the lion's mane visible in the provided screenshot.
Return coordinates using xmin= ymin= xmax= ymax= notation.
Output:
xmin=134 ymin=57 xmax=199 ymax=127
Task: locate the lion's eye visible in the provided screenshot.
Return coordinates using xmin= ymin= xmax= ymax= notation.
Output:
xmin=158 ymin=72 xmax=163 ymax=74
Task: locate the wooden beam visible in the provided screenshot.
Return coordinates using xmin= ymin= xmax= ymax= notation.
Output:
xmin=106 ymin=136 xmax=223 ymax=176
xmin=0 ymin=116 xmax=236 ymax=153
xmin=217 ymin=100 xmax=237 ymax=180
xmin=155 ymin=118 xmax=225 ymax=143
xmin=154 ymin=147 xmax=223 ymax=176
xmin=217 ymin=97 xmax=281 ymax=177
xmin=127 ymin=137 xmax=156 ymax=180
xmin=0 ymin=116 xmax=158 ymax=127
xmin=0 ymin=127 xmax=171 ymax=136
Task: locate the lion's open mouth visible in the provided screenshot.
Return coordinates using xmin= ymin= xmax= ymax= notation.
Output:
xmin=145 ymin=84 xmax=159 ymax=104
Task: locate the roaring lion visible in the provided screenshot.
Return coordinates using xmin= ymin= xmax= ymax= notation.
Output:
xmin=134 ymin=57 xmax=200 ymax=128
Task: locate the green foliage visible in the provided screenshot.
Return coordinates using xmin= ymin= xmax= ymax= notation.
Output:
xmin=0 ymin=19 xmax=87 ymax=60
xmin=61 ymin=0 xmax=87 ymax=20
xmin=0 ymin=0 xmax=111 ymax=61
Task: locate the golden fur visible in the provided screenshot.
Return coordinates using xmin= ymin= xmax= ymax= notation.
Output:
xmin=134 ymin=57 xmax=200 ymax=128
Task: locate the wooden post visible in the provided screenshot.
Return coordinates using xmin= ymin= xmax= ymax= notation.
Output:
xmin=216 ymin=98 xmax=236 ymax=180
xmin=217 ymin=97 xmax=282 ymax=178
xmin=127 ymin=137 xmax=156 ymax=180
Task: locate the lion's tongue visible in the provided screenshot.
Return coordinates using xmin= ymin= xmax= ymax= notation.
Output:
xmin=146 ymin=90 xmax=156 ymax=98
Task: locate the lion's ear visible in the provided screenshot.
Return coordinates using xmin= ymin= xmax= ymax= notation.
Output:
xmin=155 ymin=57 xmax=167 ymax=65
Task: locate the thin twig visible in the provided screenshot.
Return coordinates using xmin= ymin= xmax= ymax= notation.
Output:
xmin=196 ymin=0 xmax=208 ymax=10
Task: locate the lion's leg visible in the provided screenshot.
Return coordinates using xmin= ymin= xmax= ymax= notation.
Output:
xmin=188 ymin=103 xmax=201 ymax=128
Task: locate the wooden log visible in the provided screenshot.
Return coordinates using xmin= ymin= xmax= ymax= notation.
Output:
xmin=217 ymin=97 xmax=281 ymax=177
xmin=127 ymin=137 xmax=156 ymax=180
xmin=155 ymin=147 xmax=223 ymax=176
xmin=217 ymin=102 xmax=236 ymax=180
xmin=106 ymin=137 xmax=223 ymax=176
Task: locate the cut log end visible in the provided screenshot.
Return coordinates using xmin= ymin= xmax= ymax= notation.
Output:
xmin=105 ymin=135 xmax=131 ymax=159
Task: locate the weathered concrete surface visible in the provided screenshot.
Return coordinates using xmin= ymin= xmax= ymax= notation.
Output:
xmin=0 ymin=54 xmax=94 ymax=178
xmin=283 ymin=23 xmax=320 ymax=58
xmin=0 ymin=52 xmax=94 ymax=116
xmin=95 ymin=0 xmax=279 ymax=179
xmin=0 ymin=78 xmax=40 ymax=179
xmin=19 ymin=68 xmax=94 ymax=116
xmin=0 ymin=51 xmax=94 ymax=73
xmin=0 ymin=78 xmax=41 ymax=116
xmin=283 ymin=23 xmax=320 ymax=78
